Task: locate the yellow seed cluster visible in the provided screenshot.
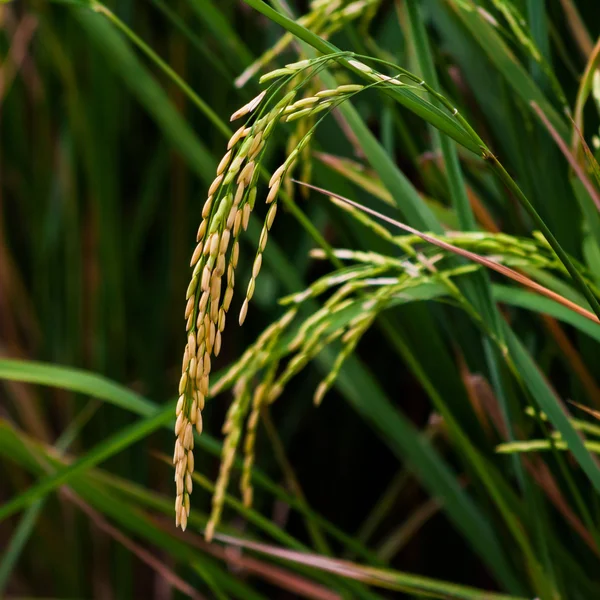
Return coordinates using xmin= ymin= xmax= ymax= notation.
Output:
xmin=205 ymin=377 xmax=251 ymax=542
xmin=174 ymin=53 xmax=391 ymax=535
xmin=240 ymin=382 xmax=270 ymax=508
xmin=204 ymin=309 xmax=293 ymax=540
xmin=175 ymin=41 xmax=464 ymax=537
xmin=175 ymin=88 xmax=298 ymax=531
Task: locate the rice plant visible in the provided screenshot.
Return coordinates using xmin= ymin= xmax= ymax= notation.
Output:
xmin=2 ymin=0 xmax=600 ymax=598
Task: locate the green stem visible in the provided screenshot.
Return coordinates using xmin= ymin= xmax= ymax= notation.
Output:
xmin=487 ymin=154 xmax=600 ymax=321
xmin=88 ymin=1 xmax=343 ymax=271
xmin=404 ymin=0 xmax=474 ymax=231
xmin=92 ymin=2 xmax=231 ymax=138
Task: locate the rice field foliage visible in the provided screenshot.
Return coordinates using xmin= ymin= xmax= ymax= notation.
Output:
xmin=2 ymin=0 xmax=600 ymax=598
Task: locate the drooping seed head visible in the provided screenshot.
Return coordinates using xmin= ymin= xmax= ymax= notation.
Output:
xmin=175 ymin=75 xmax=326 ymax=530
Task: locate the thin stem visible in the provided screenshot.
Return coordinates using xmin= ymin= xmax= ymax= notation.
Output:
xmin=90 ymin=1 xmax=344 ymax=271
xmin=486 ymin=153 xmax=600 ymax=321
xmin=92 ymin=2 xmax=230 ymax=138
xmin=244 ymin=0 xmax=481 ymax=153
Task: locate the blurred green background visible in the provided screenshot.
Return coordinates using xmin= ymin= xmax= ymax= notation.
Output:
xmin=2 ymin=0 xmax=600 ymax=598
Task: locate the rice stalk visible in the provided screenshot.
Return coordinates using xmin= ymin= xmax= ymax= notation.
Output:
xmin=175 ymin=52 xmax=453 ymax=531
xmin=175 ymin=47 xmax=600 ymax=537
